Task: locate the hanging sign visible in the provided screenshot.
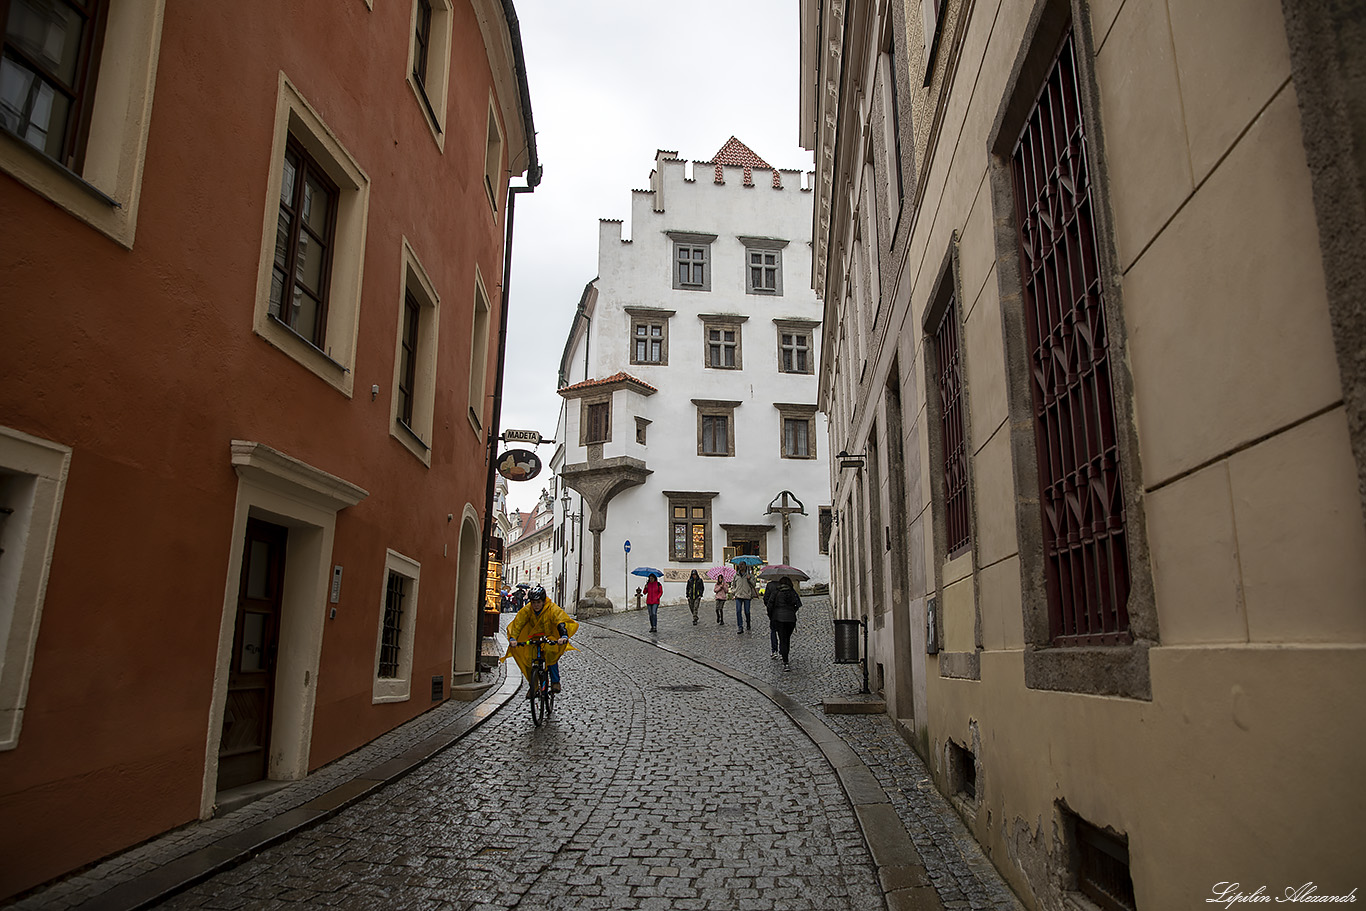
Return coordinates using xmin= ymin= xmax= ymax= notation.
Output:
xmin=503 ymin=429 xmax=543 ymax=445
xmin=496 ymin=449 xmax=542 ymax=482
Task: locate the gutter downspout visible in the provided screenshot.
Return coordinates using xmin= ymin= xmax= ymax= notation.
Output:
xmin=476 ymin=0 xmax=541 ymax=678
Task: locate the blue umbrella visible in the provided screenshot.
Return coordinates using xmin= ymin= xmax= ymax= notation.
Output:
xmin=729 ymin=555 xmax=763 ymax=566
xmin=631 ymin=566 xmax=663 ymax=577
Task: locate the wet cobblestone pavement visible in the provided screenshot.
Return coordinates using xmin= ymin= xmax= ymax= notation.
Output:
xmin=10 ymin=599 xmax=1024 ymax=911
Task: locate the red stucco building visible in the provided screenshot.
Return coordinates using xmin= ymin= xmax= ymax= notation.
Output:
xmin=0 ymin=0 xmax=537 ymax=897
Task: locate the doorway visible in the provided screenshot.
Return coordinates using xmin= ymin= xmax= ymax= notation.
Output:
xmin=217 ymin=518 xmax=287 ymax=791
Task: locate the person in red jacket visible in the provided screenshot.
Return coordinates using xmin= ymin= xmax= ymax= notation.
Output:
xmin=644 ymin=572 xmax=663 ymax=633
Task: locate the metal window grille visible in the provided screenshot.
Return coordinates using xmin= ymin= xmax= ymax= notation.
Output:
xmin=1076 ymin=819 xmax=1136 ymax=911
xmin=379 ymin=572 xmax=405 ymax=678
xmin=1010 ymin=30 xmax=1130 ymax=646
xmin=398 ymin=291 xmax=420 ymax=425
xmin=933 ymin=297 xmax=971 ymax=555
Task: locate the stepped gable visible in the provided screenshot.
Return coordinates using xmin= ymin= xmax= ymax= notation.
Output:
xmin=708 ymin=136 xmax=780 ymax=187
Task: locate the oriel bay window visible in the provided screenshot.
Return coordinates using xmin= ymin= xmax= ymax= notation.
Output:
xmin=582 ymin=396 xmax=610 ymax=445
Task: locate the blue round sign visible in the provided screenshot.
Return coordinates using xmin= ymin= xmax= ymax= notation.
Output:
xmin=624 ymin=540 xmax=631 ymax=553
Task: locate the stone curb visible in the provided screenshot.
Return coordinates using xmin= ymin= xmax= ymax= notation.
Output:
xmin=60 ymin=665 xmax=523 ymax=911
xmin=588 ymin=621 xmax=945 ymax=911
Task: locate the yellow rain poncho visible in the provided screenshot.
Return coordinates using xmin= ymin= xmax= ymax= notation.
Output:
xmin=501 ymin=597 xmax=579 ymax=680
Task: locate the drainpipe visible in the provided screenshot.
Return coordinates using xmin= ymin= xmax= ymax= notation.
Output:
xmin=476 ymin=0 xmax=541 ymax=679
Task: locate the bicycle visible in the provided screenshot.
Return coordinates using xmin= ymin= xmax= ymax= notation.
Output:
xmin=518 ymin=635 xmax=558 ymax=727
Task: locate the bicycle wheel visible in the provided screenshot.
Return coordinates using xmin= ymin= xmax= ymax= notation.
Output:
xmin=540 ymin=687 xmax=553 ymax=722
xmin=528 ymin=669 xmax=543 ymax=727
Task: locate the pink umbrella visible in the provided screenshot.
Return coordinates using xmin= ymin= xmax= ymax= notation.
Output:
xmin=704 ymin=565 xmax=735 ymax=581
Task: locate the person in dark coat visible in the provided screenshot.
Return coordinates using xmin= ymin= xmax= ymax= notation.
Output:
xmin=763 ymin=577 xmax=801 ymax=669
xmin=685 ymin=570 xmax=705 ymax=625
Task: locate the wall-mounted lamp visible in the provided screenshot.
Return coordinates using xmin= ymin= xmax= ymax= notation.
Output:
xmin=836 ymin=450 xmax=867 ymax=470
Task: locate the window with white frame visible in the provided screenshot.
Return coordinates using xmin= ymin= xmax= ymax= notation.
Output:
xmin=253 ymin=73 xmax=370 ymax=398
xmin=467 ymin=272 xmax=492 ymax=434
xmin=408 ymin=0 xmax=453 ymax=145
xmin=483 ymin=98 xmax=503 ymax=212
xmin=374 ymin=549 xmax=420 ymax=702
xmin=392 ymin=238 xmax=440 ymax=463
xmin=0 ymin=426 xmax=71 ymax=750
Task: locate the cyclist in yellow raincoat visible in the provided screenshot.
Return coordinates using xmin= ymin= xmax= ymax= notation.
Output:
xmin=503 ymin=585 xmax=578 ymax=693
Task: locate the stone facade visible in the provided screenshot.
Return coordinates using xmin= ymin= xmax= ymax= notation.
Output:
xmin=801 ymin=0 xmax=1366 ymax=908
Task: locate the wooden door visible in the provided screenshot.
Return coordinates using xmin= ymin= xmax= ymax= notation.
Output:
xmin=217 ymin=519 xmax=287 ymax=791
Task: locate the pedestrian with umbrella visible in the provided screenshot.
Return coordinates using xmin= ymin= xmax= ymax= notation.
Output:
xmin=713 ymin=571 xmax=729 ymax=625
xmin=761 ymin=566 xmax=806 ymax=669
xmin=732 ymin=564 xmax=758 ymax=634
xmin=685 ymin=570 xmax=705 ymax=625
xmin=631 ymin=567 xmax=664 ymax=633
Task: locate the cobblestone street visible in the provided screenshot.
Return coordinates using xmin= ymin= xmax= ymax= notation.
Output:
xmin=12 ymin=599 xmax=1022 ymax=911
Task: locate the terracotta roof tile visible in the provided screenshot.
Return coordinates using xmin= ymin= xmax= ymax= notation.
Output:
xmin=710 ymin=136 xmax=771 ymax=169
xmin=559 ymin=371 xmax=659 ymax=394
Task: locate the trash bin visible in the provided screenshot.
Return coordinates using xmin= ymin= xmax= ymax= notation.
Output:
xmin=833 ymin=619 xmax=861 ymax=663
xmin=482 ymin=609 xmax=500 ymax=637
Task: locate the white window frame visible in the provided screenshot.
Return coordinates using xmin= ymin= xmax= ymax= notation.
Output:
xmin=483 ymin=95 xmax=503 ymax=213
xmin=391 ymin=238 xmax=440 ymax=464
xmin=373 ymin=549 xmax=421 ymax=703
xmin=407 ymin=0 xmax=454 ymax=148
xmin=252 ymin=72 xmax=371 ymax=399
xmin=0 ymin=0 xmax=167 ymax=248
xmin=0 ymin=427 xmax=72 ymax=751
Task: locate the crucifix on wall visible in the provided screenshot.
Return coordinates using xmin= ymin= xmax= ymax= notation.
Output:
xmin=766 ymin=490 xmax=806 ymax=566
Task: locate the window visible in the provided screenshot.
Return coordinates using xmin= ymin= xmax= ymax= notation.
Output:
xmin=693 ymin=399 xmax=738 ymax=457
xmin=467 ymin=272 xmax=491 ymax=434
xmin=253 ymin=73 xmax=370 ymax=397
xmin=920 ymin=0 xmax=946 ymax=84
xmin=397 ymin=294 xmax=419 ymax=426
xmin=774 ymin=320 xmax=817 ymax=375
xmin=776 ymin=404 xmax=818 ymax=460
xmin=392 ymin=238 xmax=440 ymax=463
xmin=932 ymin=295 xmax=970 ymax=556
xmin=270 ymin=138 xmax=338 ymax=348
xmin=1 ymin=0 xmax=105 ymax=170
xmin=1011 ymin=30 xmax=1130 ymax=647
xmin=373 ymin=550 xmax=420 ymax=702
xmin=483 ymin=99 xmax=503 ymax=212
xmin=0 ymin=426 xmax=71 ymax=750
xmin=666 ymin=492 xmax=716 ymax=562
xmin=741 ymin=236 xmax=787 ymax=295
xmin=818 ymin=506 xmax=833 ymax=555
xmin=668 ymin=231 xmax=715 ymax=291
xmin=627 ymin=307 xmax=673 ymax=366
xmin=635 ymin=417 xmax=650 ymax=445
xmin=583 ymin=398 xmax=610 ymax=445
xmin=702 ymin=415 xmax=728 ymax=455
xmin=701 ymin=315 xmax=746 ymax=370
xmin=407 ymin=0 xmax=453 ymax=145
xmin=0 ymin=0 xmax=162 ymax=247
xmin=378 ymin=572 xmax=406 ymax=679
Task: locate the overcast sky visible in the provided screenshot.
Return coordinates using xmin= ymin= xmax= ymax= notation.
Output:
xmin=497 ymin=0 xmax=814 ymax=514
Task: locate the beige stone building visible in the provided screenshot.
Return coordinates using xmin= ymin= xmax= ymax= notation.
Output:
xmin=801 ymin=0 xmax=1366 ymax=908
